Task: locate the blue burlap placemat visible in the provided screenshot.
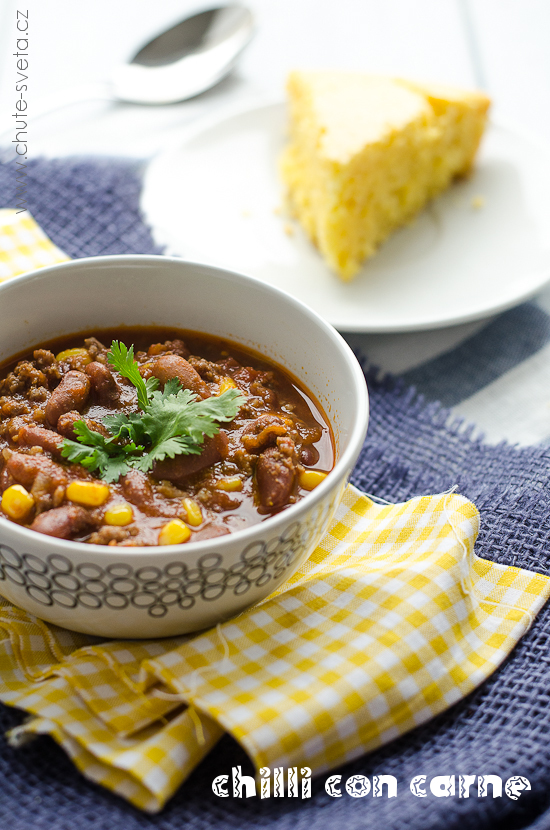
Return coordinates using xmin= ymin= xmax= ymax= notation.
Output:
xmin=1 ymin=155 xmax=550 ymax=830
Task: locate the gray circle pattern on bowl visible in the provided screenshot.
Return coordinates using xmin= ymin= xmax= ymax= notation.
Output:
xmin=0 ymin=509 xmax=328 ymax=618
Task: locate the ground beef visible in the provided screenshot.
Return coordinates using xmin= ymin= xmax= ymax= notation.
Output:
xmin=0 ymin=329 xmax=332 ymax=545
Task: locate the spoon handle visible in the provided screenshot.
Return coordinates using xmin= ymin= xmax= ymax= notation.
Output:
xmin=0 ymin=81 xmax=114 ymax=144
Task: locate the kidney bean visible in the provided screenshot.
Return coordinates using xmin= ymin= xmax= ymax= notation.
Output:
xmin=256 ymin=437 xmax=298 ymax=510
xmin=300 ymin=445 xmax=320 ymax=466
xmin=122 ymin=469 xmax=156 ymax=514
xmin=85 ymin=361 xmax=120 ymax=406
xmin=7 ymin=452 xmax=67 ymax=490
xmin=57 ymin=411 xmax=109 ymax=441
xmin=30 ymin=504 xmax=93 ymax=539
xmin=153 ymin=431 xmax=228 ymax=485
xmin=45 ymin=370 xmax=90 ymax=427
xmin=147 ymin=355 xmax=210 ymax=399
xmin=18 ymin=425 xmax=63 ymax=456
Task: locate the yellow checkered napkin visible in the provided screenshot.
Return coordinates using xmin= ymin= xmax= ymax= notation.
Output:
xmin=0 ymin=209 xmax=69 ymax=279
xmin=1 ymin=488 xmax=549 ymax=812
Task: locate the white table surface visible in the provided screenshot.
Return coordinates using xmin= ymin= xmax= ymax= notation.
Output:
xmin=0 ymin=0 xmax=549 ymax=379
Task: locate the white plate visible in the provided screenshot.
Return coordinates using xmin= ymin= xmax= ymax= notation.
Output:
xmin=142 ymin=102 xmax=550 ymax=333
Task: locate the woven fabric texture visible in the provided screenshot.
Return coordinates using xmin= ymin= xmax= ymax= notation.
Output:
xmin=1 ymin=155 xmax=550 ymax=830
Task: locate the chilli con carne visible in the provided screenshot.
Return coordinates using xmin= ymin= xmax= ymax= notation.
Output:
xmin=0 ymin=329 xmax=334 ymax=546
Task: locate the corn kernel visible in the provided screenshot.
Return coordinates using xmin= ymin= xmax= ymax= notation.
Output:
xmin=299 ymin=470 xmax=328 ymax=491
xmin=55 ymin=347 xmax=92 ymax=365
xmin=104 ymin=503 xmax=133 ymax=526
xmin=216 ymin=476 xmax=243 ymax=492
xmin=158 ymin=519 xmax=191 ymax=546
xmin=217 ymin=376 xmax=237 ymax=395
xmin=182 ymin=497 xmax=203 ymax=526
xmin=1 ymin=484 xmax=34 ymax=520
xmin=66 ymin=480 xmax=110 ymax=507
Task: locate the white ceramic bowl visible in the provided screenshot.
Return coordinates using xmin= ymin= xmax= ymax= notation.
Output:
xmin=0 ymin=256 xmax=368 ymax=637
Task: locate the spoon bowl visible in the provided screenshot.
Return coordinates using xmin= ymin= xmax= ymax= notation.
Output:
xmin=113 ymin=5 xmax=255 ymax=104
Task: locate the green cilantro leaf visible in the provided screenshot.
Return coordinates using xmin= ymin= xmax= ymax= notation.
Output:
xmin=98 ymin=455 xmax=134 ymax=484
xmin=60 ymin=437 xmax=101 ymax=468
xmin=60 ymin=421 xmax=144 ymax=483
xmin=145 ymin=376 xmax=160 ymax=400
xmin=133 ymin=436 xmax=202 ymax=474
xmin=60 ymin=342 xmax=246 ymax=483
xmin=142 ymin=386 xmax=243 ymax=446
xmin=107 ymin=340 xmax=158 ymax=409
xmin=73 ymin=420 xmax=110 ymax=447
xmin=103 ymin=411 xmax=148 ymax=445
xmin=134 ymin=386 xmax=244 ymax=474
xmin=61 ymin=437 xmax=126 ymax=483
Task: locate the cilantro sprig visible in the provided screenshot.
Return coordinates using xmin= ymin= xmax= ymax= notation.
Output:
xmin=60 ymin=341 xmax=245 ymax=483
xmin=107 ymin=340 xmax=159 ymax=410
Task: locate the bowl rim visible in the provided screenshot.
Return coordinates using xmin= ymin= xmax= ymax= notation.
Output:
xmin=0 ymin=254 xmax=369 ymax=558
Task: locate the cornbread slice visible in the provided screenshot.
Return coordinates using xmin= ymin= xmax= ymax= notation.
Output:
xmin=281 ymin=71 xmax=491 ymax=280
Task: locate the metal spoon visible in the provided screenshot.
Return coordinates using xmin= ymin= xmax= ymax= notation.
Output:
xmin=112 ymin=4 xmax=255 ymax=104
xmin=1 ymin=5 xmax=254 ymax=140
